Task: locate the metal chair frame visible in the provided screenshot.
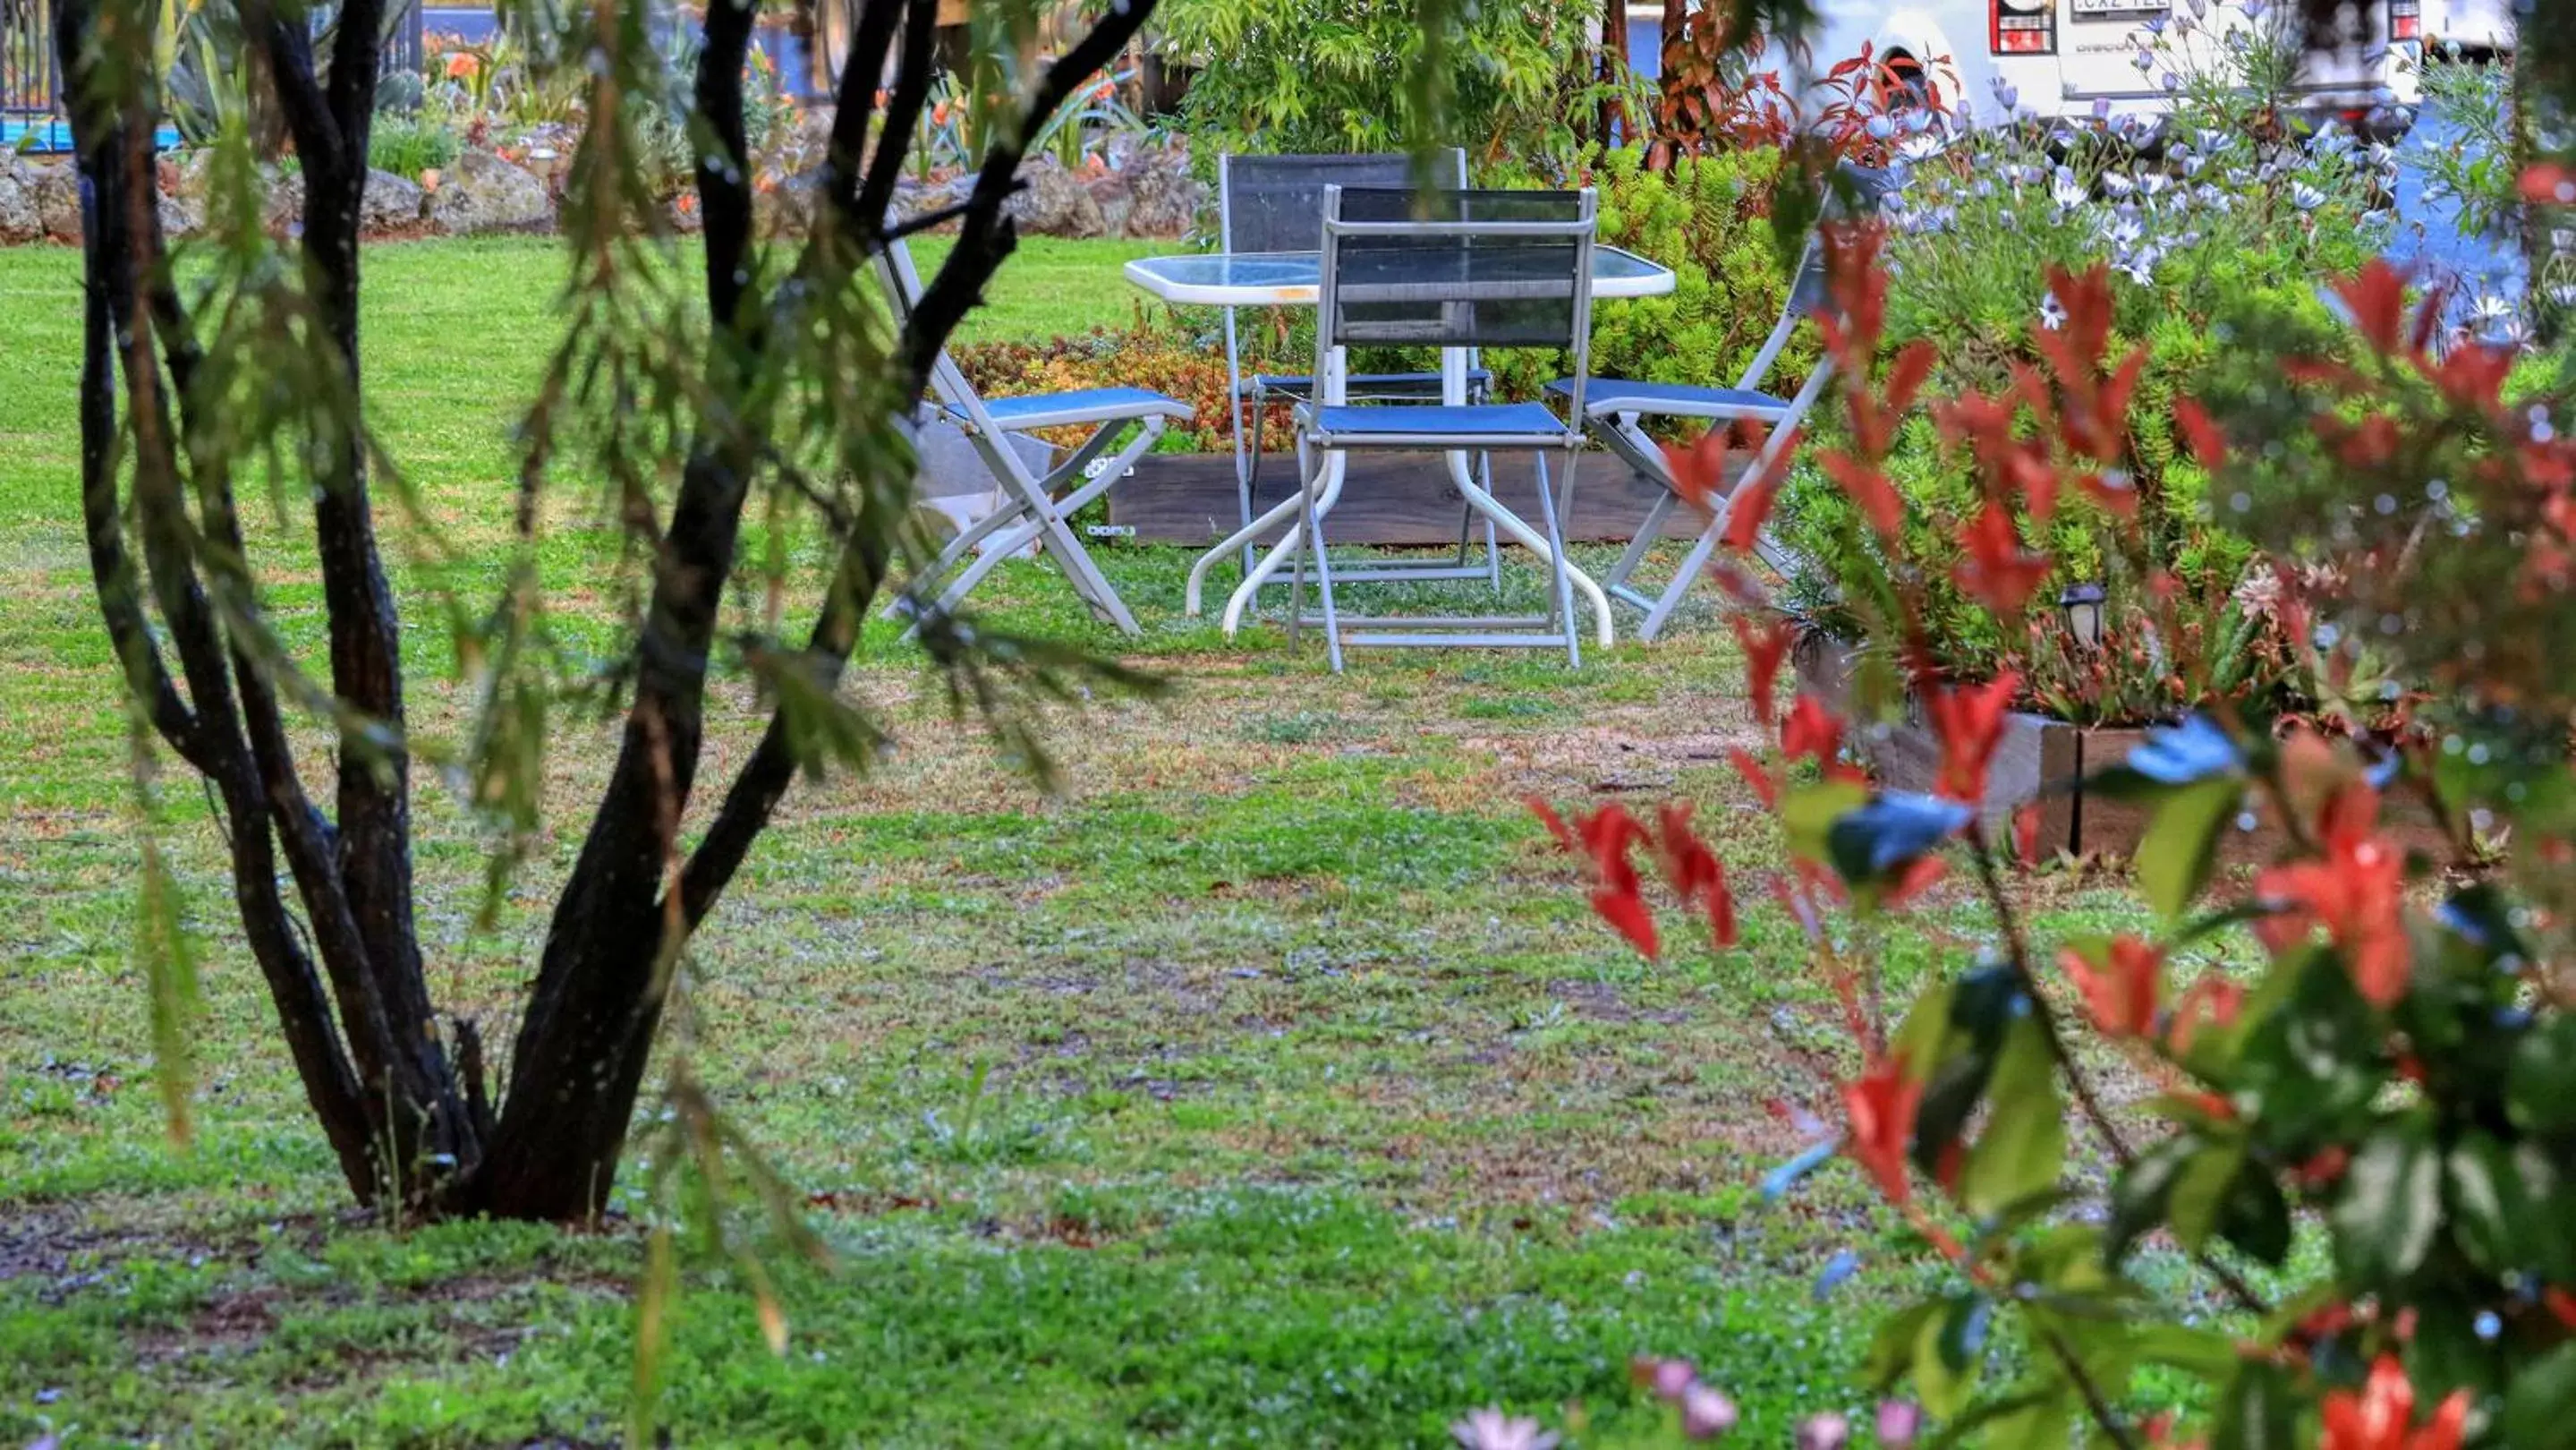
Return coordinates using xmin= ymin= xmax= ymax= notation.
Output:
xmin=1217 ymin=150 xmax=1501 ymax=592
xmin=1558 ymin=166 xmax=1897 ymax=641
xmin=1280 ymin=186 xmax=1603 ymax=672
xmin=872 ymin=238 xmax=1191 ymax=636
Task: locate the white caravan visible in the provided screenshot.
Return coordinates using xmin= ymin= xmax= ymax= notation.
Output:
xmin=1636 ymin=0 xmax=2458 ymax=138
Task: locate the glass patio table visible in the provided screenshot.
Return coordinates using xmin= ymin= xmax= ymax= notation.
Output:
xmin=1123 ymin=246 xmax=1679 ymax=644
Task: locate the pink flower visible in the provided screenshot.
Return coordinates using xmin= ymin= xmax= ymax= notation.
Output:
xmin=1450 ymin=1408 xmax=1560 ymax=1450
xmin=1800 ymin=1412 xmax=1853 ymax=1450
xmin=1682 ymin=1384 xmax=1741 ymax=1439
xmin=1877 ymin=1401 xmax=1923 ymax=1449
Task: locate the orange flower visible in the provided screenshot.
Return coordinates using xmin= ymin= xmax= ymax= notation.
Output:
xmin=1841 ymin=1055 xmax=1920 ymax=1205
xmin=445 ymin=51 xmax=478 ymax=80
xmin=2320 ymin=1358 xmax=2469 ymax=1450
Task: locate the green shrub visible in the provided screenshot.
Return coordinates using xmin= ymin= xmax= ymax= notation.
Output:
xmin=1155 ymin=0 xmax=1610 ymax=163
xmin=1768 ymin=111 xmax=2392 ymax=709
xmin=1490 ymin=144 xmax=1808 ymax=406
xmin=368 ymin=114 xmax=460 ymax=181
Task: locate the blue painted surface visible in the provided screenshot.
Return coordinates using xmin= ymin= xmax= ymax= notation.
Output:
xmin=3 ymin=118 xmax=183 ymax=153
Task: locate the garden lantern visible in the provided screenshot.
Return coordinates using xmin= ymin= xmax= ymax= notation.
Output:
xmin=2059 ymin=582 xmax=2107 ymax=651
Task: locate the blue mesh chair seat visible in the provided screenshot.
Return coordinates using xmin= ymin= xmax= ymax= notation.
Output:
xmin=969 ymin=388 xmax=1193 ymax=431
xmin=1541 ymin=378 xmax=1792 ymax=419
xmin=1310 ymin=401 xmax=1567 ymax=443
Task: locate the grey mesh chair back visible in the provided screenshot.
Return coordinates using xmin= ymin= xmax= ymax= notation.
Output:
xmin=1219 ymin=151 xmax=1466 ymax=253
xmin=1755 ymin=165 xmax=1901 ymax=388
xmin=1314 ymin=187 xmax=1597 ymax=413
xmin=871 ymin=236 xmax=1007 ymax=440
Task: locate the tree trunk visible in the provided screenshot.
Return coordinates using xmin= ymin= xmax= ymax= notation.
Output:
xmin=65 ymin=0 xmax=1159 ymax=1226
xmin=1597 ymin=0 xmax=1629 ymax=146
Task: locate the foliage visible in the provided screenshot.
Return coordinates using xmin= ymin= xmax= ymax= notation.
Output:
xmin=1767 ymin=86 xmax=2393 ymax=720
xmin=57 ymin=0 xmax=1162 ymax=1246
xmin=365 ymin=112 xmax=460 ymax=181
xmin=1152 ymin=0 xmax=1620 ymax=166
xmin=1536 ymin=197 xmax=2576 ymax=1448
xmin=1476 ymin=143 xmax=1809 ymax=409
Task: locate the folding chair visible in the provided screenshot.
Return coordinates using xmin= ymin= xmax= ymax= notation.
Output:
xmin=1281 ymin=185 xmax=1603 ymax=672
xmin=1218 ymin=150 xmax=1499 ymax=590
xmin=1545 ymin=165 xmax=1900 ymax=641
xmin=872 ymin=237 xmax=1192 ymax=636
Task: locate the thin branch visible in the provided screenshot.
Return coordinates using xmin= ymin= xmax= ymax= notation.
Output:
xmin=695 ymin=0 xmax=761 ymax=335
xmin=240 ymin=0 xmax=344 ymax=177
xmin=672 ymin=0 xmax=1165 ymax=930
xmin=853 ymin=0 xmax=942 ymax=229
xmin=820 ymin=0 xmax=910 ymax=218
xmin=1966 ymin=833 xmax=2274 ymax=1318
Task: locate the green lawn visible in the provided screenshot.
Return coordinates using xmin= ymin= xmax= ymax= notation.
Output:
xmin=0 ymin=236 xmax=2178 ymax=1447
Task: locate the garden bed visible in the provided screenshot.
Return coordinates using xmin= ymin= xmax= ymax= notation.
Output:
xmin=1794 ymin=634 xmax=2451 ymax=861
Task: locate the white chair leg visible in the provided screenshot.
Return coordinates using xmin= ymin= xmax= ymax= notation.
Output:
xmin=1533 ymin=448 xmax=1581 ymax=668
xmin=1299 ymin=445 xmax=1345 ymax=673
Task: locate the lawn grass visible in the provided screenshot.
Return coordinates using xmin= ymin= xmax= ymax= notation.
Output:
xmin=0 ymin=236 xmax=2197 ymax=1447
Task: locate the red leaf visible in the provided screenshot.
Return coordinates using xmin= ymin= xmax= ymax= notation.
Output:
xmin=1840 ymin=1054 xmax=1920 ymax=1207
xmin=2075 ymin=470 xmax=2139 ymax=519
xmin=2172 ymin=397 xmax=2227 ymax=468
xmin=1714 ymin=422 xmax=1797 ymax=553
xmin=1781 ymin=693 xmax=1845 ymax=766
xmin=1921 ymin=671 xmax=2019 ymax=805
xmin=1951 ymin=504 xmax=2053 ymax=617
xmin=1660 ymin=427 xmax=1731 ymax=509
xmin=2013 ymin=802 xmax=2042 ymax=866
xmin=1822 ymin=449 xmax=1905 ymax=543
xmin=2059 ymin=935 xmax=2162 ymax=1036
xmin=1729 ymin=746 xmax=1780 ymax=809
xmin=1732 ymin=615 xmax=1798 ymax=729
xmin=1527 ymin=796 xmax=1577 ymax=853
xmin=2334 ymin=260 xmax=2410 ymax=358
xmin=1883 ymin=339 xmax=1940 ymax=418
xmin=1592 ymin=886 xmax=1661 ymax=960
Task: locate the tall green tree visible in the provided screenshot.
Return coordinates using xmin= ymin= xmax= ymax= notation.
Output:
xmin=56 ymin=0 xmax=1155 ymax=1222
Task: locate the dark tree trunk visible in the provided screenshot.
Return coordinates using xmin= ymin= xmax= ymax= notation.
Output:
xmin=64 ymin=0 xmax=1159 ymax=1225
xmin=1597 ymin=0 xmax=1629 ymax=145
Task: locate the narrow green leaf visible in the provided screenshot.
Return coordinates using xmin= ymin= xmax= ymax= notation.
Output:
xmin=2167 ymin=1139 xmax=2246 ymax=1252
xmin=2509 ymin=1016 xmax=2576 ymax=1134
xmin=2214 ymin=1360 xmax=2298 ymax=1450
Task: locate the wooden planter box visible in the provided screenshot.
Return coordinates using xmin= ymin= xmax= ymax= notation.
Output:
xmin=1790 ymin=633 xmax=2444 ymax=862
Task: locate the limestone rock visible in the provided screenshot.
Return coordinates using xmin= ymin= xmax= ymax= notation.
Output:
xmin=1119 ymin=142 xmax=1203 ymax=239
xmin=34 ymin=162 xmax=83 ymax=243
xmin=424 ymin=148 xmax=552 ymax=236
xmin=1007 ymin=156 xmax=1103 ymax=239
xmin=0 ymin=153 xmax=47 ymax=244
xmin=360 ymin=168 xmax=426 ymax=234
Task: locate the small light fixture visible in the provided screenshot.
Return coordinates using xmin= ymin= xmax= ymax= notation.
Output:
xmin=2059 ymin=582 xmax=2107 ymax=652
